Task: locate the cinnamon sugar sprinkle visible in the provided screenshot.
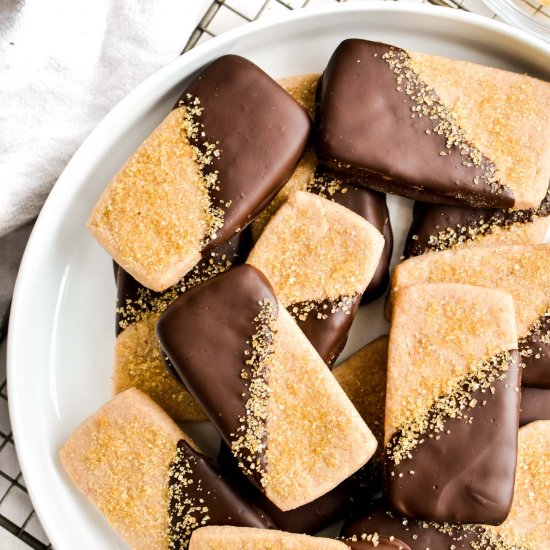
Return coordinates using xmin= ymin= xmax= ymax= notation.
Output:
xmin=290 ymin=295 xmax=355 ymax=322
xmin=417 ymin=192 xmax=550 ymax=254
xmin=116 ymin=249 xmax=234 ymax=331
xmin=230 ymin=299 xmax=276 ymax=488
xmin=168 ymin=442 xmax=210 ymax=549
xmin=387 ymin=350 xmax=513 ymax=465
xmin=519 ymin=310 xmax=550 ymax=364
xmin=179 ymin=94 xmax=225 ymax=246
xmin=382 ymin=47 xmax=505 ymax=196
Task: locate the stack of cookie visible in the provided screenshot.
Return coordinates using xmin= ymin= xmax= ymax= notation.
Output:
xmin=61 ymin=39 xmax=550 ymax=549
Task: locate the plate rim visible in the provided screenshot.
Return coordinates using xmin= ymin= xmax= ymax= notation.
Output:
xmin=7 ymin=2 xmax=550 ymax=548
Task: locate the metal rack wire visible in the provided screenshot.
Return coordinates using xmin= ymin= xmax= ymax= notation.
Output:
xmin=0 ymin=0 xmax=489 ymax=547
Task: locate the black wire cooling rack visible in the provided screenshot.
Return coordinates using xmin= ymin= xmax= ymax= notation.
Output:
xmin=0 ymin=0 xmax=482 ymax=547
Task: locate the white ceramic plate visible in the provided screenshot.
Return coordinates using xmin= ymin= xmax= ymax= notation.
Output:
xmin=8 ymin=3 xmax=550 ymax=549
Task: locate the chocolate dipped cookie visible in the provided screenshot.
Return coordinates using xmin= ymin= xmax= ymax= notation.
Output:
xmin=404 ymin=190 xmax=550 ymax=258
xmin=113 ymin=233 xmax=251 ymax=421
xmin=89 ymin=55 xmax=310 ymax=291
xmin=59 ymin=389 xmax=272 ymax=550
xmin=247 ymin=191 xmax=385 ymax=365
xmin=391 ymin=244 xmax=550 ymax=387
xmin=156 ymin=264 xmax=378 ymax=511
xmin=385 ymin=283 xmax=520 ymax=524
xmin=316 ymin=39 xmax=550 ymax=209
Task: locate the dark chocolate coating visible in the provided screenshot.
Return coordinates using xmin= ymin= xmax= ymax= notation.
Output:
xmin=293 ymin=296 xmax=360 ymax=367
xmin=115 ymin=231 xmax=252 ymax=336
xmin=404 ymin=189 xmax=550 ymax=258
xmin=178 ymin=55 xmax=311 ymax=251
xmin=217 ymin=442 xmax=355 ymax=534
xmin=341 ymin=500 xmax=477 ymax=550
xmin=343 ymin=536 xmax=411 ymax=550
xmin=315 ymin=39 xmax=513 ymax=209
xmin=168 ymin=439 xmax=273 ymax=546
xmin=521 ymin=313 xmax=550 ymax=389
xmin=157 ymin=265 xmax=277 ymax=488
xmin=386 ymin=351 xmax=521 ymax=525
xmin=520 ymin=387 xmax=550 ymax=426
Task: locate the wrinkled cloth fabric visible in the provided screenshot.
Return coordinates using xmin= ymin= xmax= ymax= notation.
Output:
xmin=0 ymin=0 xmax=209 ymax=328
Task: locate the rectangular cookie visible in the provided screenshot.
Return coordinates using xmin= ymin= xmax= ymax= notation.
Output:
xmin=112 ymin=233 xmax=251 ymax=421
xmin=341 ymin=499 xmax=475 ymax=550
xmin=247 ymin=190 xmax=385 ymax=365
xmin=89 ymin=54 xmax=310 ymax=291
xmin=189 ymin=526 xmax=346 ymax=549
xmin=156 ymin=264 xmax=378 ymax=511
xmin=332 ymin=336 xmax=389 ymax=492
xmin=404 ymin=190 xmax=550 ymax=258
xmin=344 ymin=423 xmax=549 ymax=549
xmin=189 ymin=526 xmax=409 ymax=550
xmin=316 ymin=39 xmax=550 ymax=209
xmin=386 ymin=283 xmax=520 ymax=524
xmin=59 ymin=389 xmax=272 ymax=550
xmin=391 ymin=244 xmax=550 ymax=387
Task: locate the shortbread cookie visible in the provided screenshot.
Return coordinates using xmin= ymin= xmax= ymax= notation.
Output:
xmin=113 ymin=314 xmax=206 ymax=421
xmin=59 ymin=389 xmax=272 ymax=550
xmin=189 ymin=526 xmax=408 ymax=550
xmin=316 ymin=39 xmax=550 ymax=209
xmin=520 ymin=388 xmax=550 ymax=426
xmin=391 ymin=244 xmax=550 ymax=387
xmin=344 ymin=422 xmax=550 ymax=550
xmin=247 ymin=191 xmax=384 ymax=365
xmin=333 ymin=336 xmax=389 ymax=490
xmin=112 ymin=234 xmax=251 ymax=420
xmin=386 ymin=283 xmax=520 ymax=524
xmin=89 ymin=54 xmax=310 ymax=291
xmin=482 ymin=421 xmax=550 ymax=549
xmin=252 ymin=151 xmax=393 ymax=305
xmin=157 ymin=264 xmax=377 ymax=511
xmin=341 ymin=500 xmax=478 ymax=550
xmin=277 ymin=73 xmax=320 ymax=117
xmin=218 ymin=442 xmax=355 ymax=535
xmin=404 ymin=190 xmax=550 ymax=258
xmin=189 ymin=526 xmax=348 ymax=550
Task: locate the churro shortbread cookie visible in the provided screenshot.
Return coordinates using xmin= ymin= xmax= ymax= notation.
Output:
xmin=391 ymin=244 xmax=550 ymax=388
xmin=316 ymin=39 xmax=550 ymax=209
xmin=189 ymin=526 xmax=409 ymax=550
xmin=343 ymin=425 xmax=550 ymax=549
xmin=189 ymin=526 xmax=344 ymax=550
xmin=247 ymin=191 xmax=384 ymax=365
xmin=341 ymin=500 xmax=478 ymax=550
xmin=156 ymin=264 xmax=377 ymax=511
xmin=89 ymin=55 xmax=310 ymax=291
xmin=112 ymin=233 xmax=251 ymax=421
xmin=59 ymin=389 xmax=272 ymax=550
xmin=404 ymin=190 xmax=550 ymax=258
xmin=386 ymin=283 xmax=520 ymax=524
xmin=333 ymin=336 xmax=389 ymax=491
xmin=251 ymin=150 xmax=393 ymax=305
xmin=481 ymin=421 xmax=550 ymax=549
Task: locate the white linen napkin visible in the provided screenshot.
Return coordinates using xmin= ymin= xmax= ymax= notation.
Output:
xmin=0 ymin=0 xmax=210 ymax=324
